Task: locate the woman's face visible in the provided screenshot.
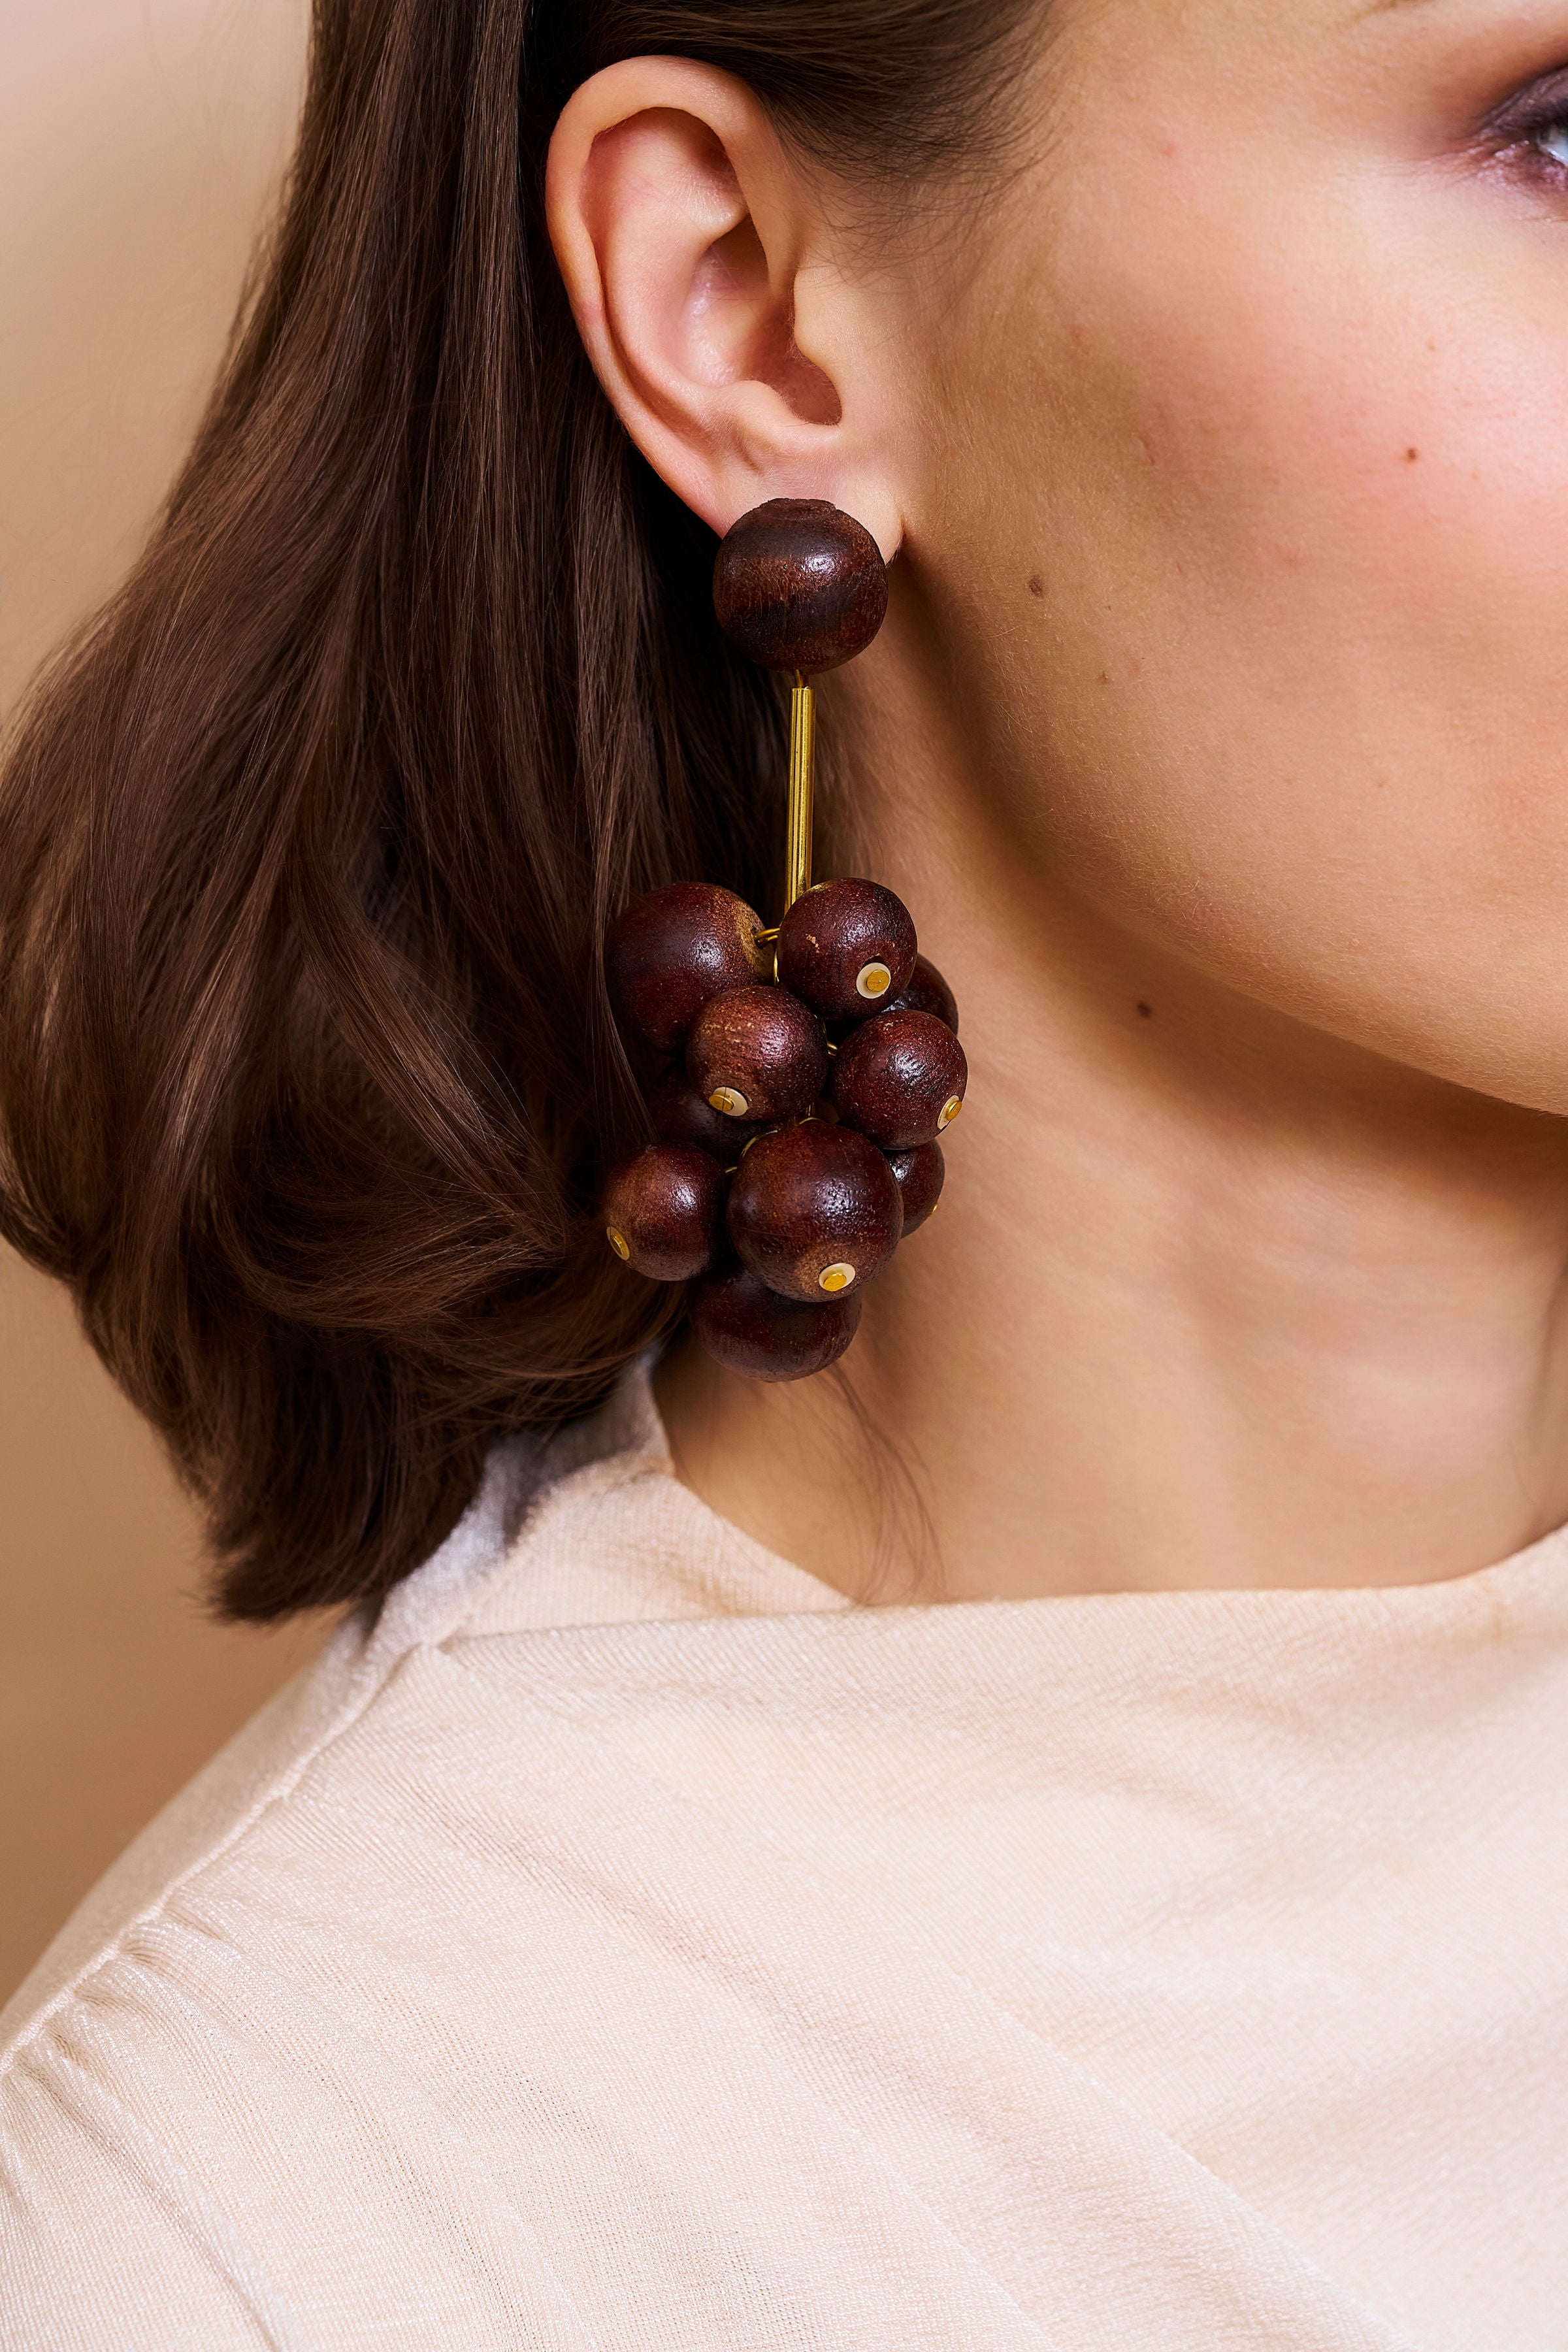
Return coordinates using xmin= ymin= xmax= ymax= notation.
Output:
xmin=902 ymin=0 xmax=1568 ymax=1113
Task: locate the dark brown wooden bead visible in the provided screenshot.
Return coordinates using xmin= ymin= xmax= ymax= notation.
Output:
xmin=887 ymin=1140 xmax=945 ymax=1234
xmin=712 ymin=500 xmax=889 ymax=674
xmin=685 ymin=984 xmax=828 ymax=1124
xmin=883 ymin=952 xmax=959 ymax=1035
xmin=607 ymin=883 xmax=768 ymax=1053
xmin=776 ymin=877 xmax=917 ymax=1022
xmin=832 ymin=1007 xmax=968 ymax=1150
xmin=602 ymin=1145 xmax=725 ymax=1282
xmin=727 ymin=1122 xmax=903 ymax=1303
xmin=647 ymin=1066 xmax=766 ymax=1158
xmin=690 ymin=1264 xmax=863 ymax=1382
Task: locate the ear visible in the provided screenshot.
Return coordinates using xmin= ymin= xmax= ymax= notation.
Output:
xmin=546 ymin=57 xmax=904 ymax=558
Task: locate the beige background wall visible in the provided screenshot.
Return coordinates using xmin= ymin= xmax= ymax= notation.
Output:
xmin=1 ymin=1 xmax=316 ymax=2004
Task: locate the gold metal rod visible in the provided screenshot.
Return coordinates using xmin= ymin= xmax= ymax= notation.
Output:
xmin=785 ymin=674 xmax=815 ymax=911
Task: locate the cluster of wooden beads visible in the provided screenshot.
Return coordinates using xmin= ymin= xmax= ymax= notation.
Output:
xmin=604 ymin=877 xmax=964 ymax=1378
xmin=600 ymin=497 xmax=967 ymax=1381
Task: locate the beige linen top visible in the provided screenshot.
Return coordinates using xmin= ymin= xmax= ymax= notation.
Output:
xmin=2 ymin=1370 xmax=1565 ymax=2351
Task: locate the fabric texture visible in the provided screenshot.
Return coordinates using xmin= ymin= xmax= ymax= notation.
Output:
xmin=3 ymin=1367 xmax=1565 ymax=2351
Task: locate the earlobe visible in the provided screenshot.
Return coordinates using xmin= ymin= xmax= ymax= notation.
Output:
xmin=546 ymin=59 xmax=902 ymax=556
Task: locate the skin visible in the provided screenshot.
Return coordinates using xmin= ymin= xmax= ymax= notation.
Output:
xmin=547 ymin=1 xmax=1568 ymax=1601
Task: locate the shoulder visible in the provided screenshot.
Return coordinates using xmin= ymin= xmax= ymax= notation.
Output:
xmin=0 ymin=1369 xmax=841 ymax=2347
xmin=2 ymin=1367 xmax=687 ymax=2048
xmin=1 ymin=1408 xmax=537 ymax=2053
xmin=0 ymin=1418 xmax=626 ymax=2351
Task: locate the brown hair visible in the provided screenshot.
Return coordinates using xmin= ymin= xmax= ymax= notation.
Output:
xmin=0 ymin=0 xmax=1034 ymax=1620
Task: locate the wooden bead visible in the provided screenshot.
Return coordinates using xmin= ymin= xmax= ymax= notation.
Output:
xmin=831 ymin=1007 xmax=968 ymax=1150
xmin=685 ymin=984 xmax=828 ymax=1124
xmin=727 ymin=1122 xmax=903 ymax=1303
xmin=690 ymin=1264 xmax=863 ymax=1382
xmin=647 ymin=1066 xmax=765 ymax=1158
xmin=887 ymin=1140 xmax=945 ymax=1234
xmin=607 ymin=883 xmax=768 ymax=1052
xmin=712 ymin=500 xmax=889 ymax=674
xmin=602 ymin=1145 xmax=725 ymax=1282
xmin=883 ymin=952 xmax=959 ymax=1036
xmin=776 ymin=877 xmax=917 ymax=1022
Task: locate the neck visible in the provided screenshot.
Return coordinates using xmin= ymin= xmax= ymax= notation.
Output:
xmin=657 ymin=696 xmax=1568 ymax=1606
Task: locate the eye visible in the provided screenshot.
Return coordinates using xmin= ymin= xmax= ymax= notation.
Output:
xmin=1480 ymin=66 xmax=1568 ymax=177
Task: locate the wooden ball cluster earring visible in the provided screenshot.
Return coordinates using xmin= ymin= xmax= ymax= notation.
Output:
xmin=602 ymin=498 xmax=966 ymax=1381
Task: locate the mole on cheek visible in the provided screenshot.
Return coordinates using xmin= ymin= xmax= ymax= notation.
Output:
xmin=1136 ymin=1002 xmax=1154 ymax=1020
xmin=1028 ymin=574 xmax=1045 ymax=597
xmin=1404 ymin=448 xmax=1420 ymax=463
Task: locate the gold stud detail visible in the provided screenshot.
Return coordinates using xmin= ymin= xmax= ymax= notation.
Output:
xmin=709 ymin=1085 xmax=749 ymax=1117
xmin=606 ymin=1226 xmax=630 ymax=1260
xmin=938 ymin=1094 xmax=962 ymax=1131
xmin=819 ymin=1262 xmax=856 ymax=1294
xmin=855 ymin=960 xmax=892 ymax=1000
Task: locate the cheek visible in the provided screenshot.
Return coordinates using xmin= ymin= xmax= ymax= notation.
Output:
xmin=928 ymin=147 xmax=1568 ymax=1108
